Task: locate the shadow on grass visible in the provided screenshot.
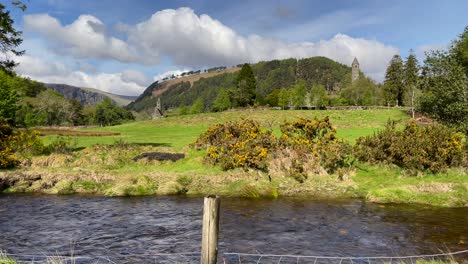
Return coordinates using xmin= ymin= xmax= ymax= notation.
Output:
xmin=132 ymin=142 xmax=172 ymax=147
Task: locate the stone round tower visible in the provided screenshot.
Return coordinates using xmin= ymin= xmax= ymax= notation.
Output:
xmin=352 ymin=57 xmax=359 ymax=82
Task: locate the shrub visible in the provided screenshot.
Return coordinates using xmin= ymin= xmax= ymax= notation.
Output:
xmin=0 ymin=120 xmax=45 ymax=168
xmin=193 ymin=117 xmax=353 ymax=182
xmin=354 ymin=120 xmax=465 ymax=173
xmin=46 ymin=136 xmax=76 ymax=154
xmin=193 ymin=119 xmax=275 ymax=170
xmin=274 ymin=117 xmax=352 ymax=181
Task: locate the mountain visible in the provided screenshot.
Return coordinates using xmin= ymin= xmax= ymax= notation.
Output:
xmin=128 ymin=56 xmax=354 ymax=112
xmin=44 ymin=83 xmax=138 ymax=106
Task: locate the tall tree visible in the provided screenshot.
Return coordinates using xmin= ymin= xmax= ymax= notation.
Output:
xmin=235 ymin=63 xmax=256 ymax=107
xmin=404 ymin=50 xmax=420 ymax=117
xmin=451 ymin=26 xmax=468 ymax=76
xmin=0 ymin=3 xmax=24 ymax=73
xmin=419 ymin=49 xmax=468 ymax=133
xmin=383 ymin=55 xmax=405 ymax=106
xmin=278 ymin=88 xmax=290 ymax=109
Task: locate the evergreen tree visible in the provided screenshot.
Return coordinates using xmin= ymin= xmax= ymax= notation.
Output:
xmin=0 ymin=3 xmax=24 ymax=73
xmin=404 ymin=50 xmax=420 ymax=117
xmin=235 ymin=63 xmax=256 ymax=107
xmin=383 ymin=55 xmax=405 ymax=106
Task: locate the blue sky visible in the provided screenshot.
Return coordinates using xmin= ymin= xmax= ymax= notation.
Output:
xmin=5 ymin=0 xmax=467 ymax=95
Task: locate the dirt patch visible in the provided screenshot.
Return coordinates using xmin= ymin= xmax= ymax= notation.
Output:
xmin=407 ymin=182 xmax=454 ymax=193
xmin=132 ymin=152 xmax=185 ymax=162
xmin=35 ymin=128 xmax=120 ymax=137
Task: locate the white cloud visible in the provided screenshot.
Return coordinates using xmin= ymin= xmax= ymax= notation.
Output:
xmin=15 ymin=54 xmax=71 ymax=77
xmin=121 ymin=69 xmax=151 ymax=87
xmin=24 ymin=7 xmax=399 ymax=86
xmin=15 ymin=54 xmax=146 ymax=96
xmin=23 ymin=14 xmax=141 ymax=63
xmin=124 ymin=7 xmax=398 ymax=81
xmin=416 ymin=44 xmax=447 ymax=61
xmin=152 ymin=69 xmax=190 ymax=82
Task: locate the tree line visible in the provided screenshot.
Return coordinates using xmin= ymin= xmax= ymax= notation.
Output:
xmin=0 ymin=69 xmax=134 ymax=127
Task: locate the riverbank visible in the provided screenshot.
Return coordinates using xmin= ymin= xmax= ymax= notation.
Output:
xmin=1 ymin=151 xmax=466 ymax=207
xmin=1 ymin=109 xmax=467 ymax=207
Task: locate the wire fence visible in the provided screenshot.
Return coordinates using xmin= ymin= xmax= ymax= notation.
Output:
xmin=222 ymin=249 xmax=468 ymax=264
xmin=2 ymin=251 xmax=201 ymax=264
xmin=3 ymin=250 xmax=468 ymax=264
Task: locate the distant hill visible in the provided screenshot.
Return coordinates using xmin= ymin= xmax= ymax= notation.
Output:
xmin=128 ymin=56 xmax=353 ymax=113
xmin=128 ymin=66 xmax=241 ymax=112
xmin=44 ymin=83 xmax=138 ymax=106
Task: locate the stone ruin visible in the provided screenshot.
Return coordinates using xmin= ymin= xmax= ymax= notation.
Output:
xmin=152 ymin=97 xmax=164 ymax=119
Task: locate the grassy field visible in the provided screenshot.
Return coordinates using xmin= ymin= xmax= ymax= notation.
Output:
xmin=46 ymin=108 xmax=410 ymax=148
xmin=2 ymin=109 xmax=467 ymax=207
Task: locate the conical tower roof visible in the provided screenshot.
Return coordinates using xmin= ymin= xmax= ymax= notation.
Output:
xmin=352 ymin=57 xmax=359 ymax=66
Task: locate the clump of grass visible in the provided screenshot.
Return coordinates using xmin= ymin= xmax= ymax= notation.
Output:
xmin=0 ymin=251 xmax=18 ymax=264
xmin=175 ymin=175 xmax=192 ymax=194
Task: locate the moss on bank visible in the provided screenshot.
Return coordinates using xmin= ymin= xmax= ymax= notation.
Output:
xmin=1 ymin=154 xmax=466 ymax=207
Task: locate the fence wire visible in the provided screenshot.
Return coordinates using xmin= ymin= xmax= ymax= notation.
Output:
xmin=2 ymin=251 xmax=201 ymax=264
xmin=222 ymin=249 xmax=468 ymax=264
xmin=3 ymin=249 xmax=468 ymax=264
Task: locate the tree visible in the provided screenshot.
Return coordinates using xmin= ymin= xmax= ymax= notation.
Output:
xmin=0 ymin=71 xmax=18 ymax=124
xmin=451 ymin=26 xmax=468 ymax=76
xmin=383 ymin=55 xmax=405 ymax=106
xmin=278 ymin=88 xmax=290 ymax=109
xmin=309 ymin=84 xmax=328 ymax=108
xmin=419 ymin=50 xmax=468 ymax=133
xmin=0 ymin=3 xmax=24 ymax=73
xmin=212 ymin=89 xmax=231 ymax=112
xmin=235 ymin=63 xmax=256 ymax=107
xmin=291 ymin=80 xmax=307 ymax=108
xmin=35 ymin=90 xmax=73 ymax=126
xmin=340 ymin=77 xmax=378 ymax=106
xmin=264 ymin=89 xmax=280 ymax=107
xmin=403 ymin=50 xmax=420 ymax=117
xmin=94 ymin=98 xmax=134 ymax=126
xmin=190 ymin=97 xmax=205 ymax=114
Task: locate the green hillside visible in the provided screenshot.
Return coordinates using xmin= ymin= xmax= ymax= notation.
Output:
xmin=128 ymin=56 xmax=353 ymax=113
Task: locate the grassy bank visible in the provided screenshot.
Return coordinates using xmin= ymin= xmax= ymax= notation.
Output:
xmin=1 ymin=109 xmax=467 ymax=207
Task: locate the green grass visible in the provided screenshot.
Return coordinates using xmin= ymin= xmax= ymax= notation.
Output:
xmin=353 ymin=163 xmax=468 ymax=207
xmin=5 ymin=108 xmax=466 ymax=206
xmin=44 ymin=109 xmax=409 ymax=148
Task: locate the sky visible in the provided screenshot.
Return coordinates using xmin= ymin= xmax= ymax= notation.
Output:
xmin=4 ymin=0 xmax=468 ymax=96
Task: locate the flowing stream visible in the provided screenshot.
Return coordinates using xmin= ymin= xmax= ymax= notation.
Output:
xmin=0 ymin=194 xmax=467 ymax=263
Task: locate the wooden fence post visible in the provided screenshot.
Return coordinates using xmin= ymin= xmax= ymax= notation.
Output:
xmin=201 ymin=195 xmax=220 ymax=264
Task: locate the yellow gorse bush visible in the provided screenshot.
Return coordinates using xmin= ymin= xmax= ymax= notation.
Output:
xmin=0 ymin=121 xmax=44 ymax=168
xmin=193 ymin=117 xmax=353 ymax=182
